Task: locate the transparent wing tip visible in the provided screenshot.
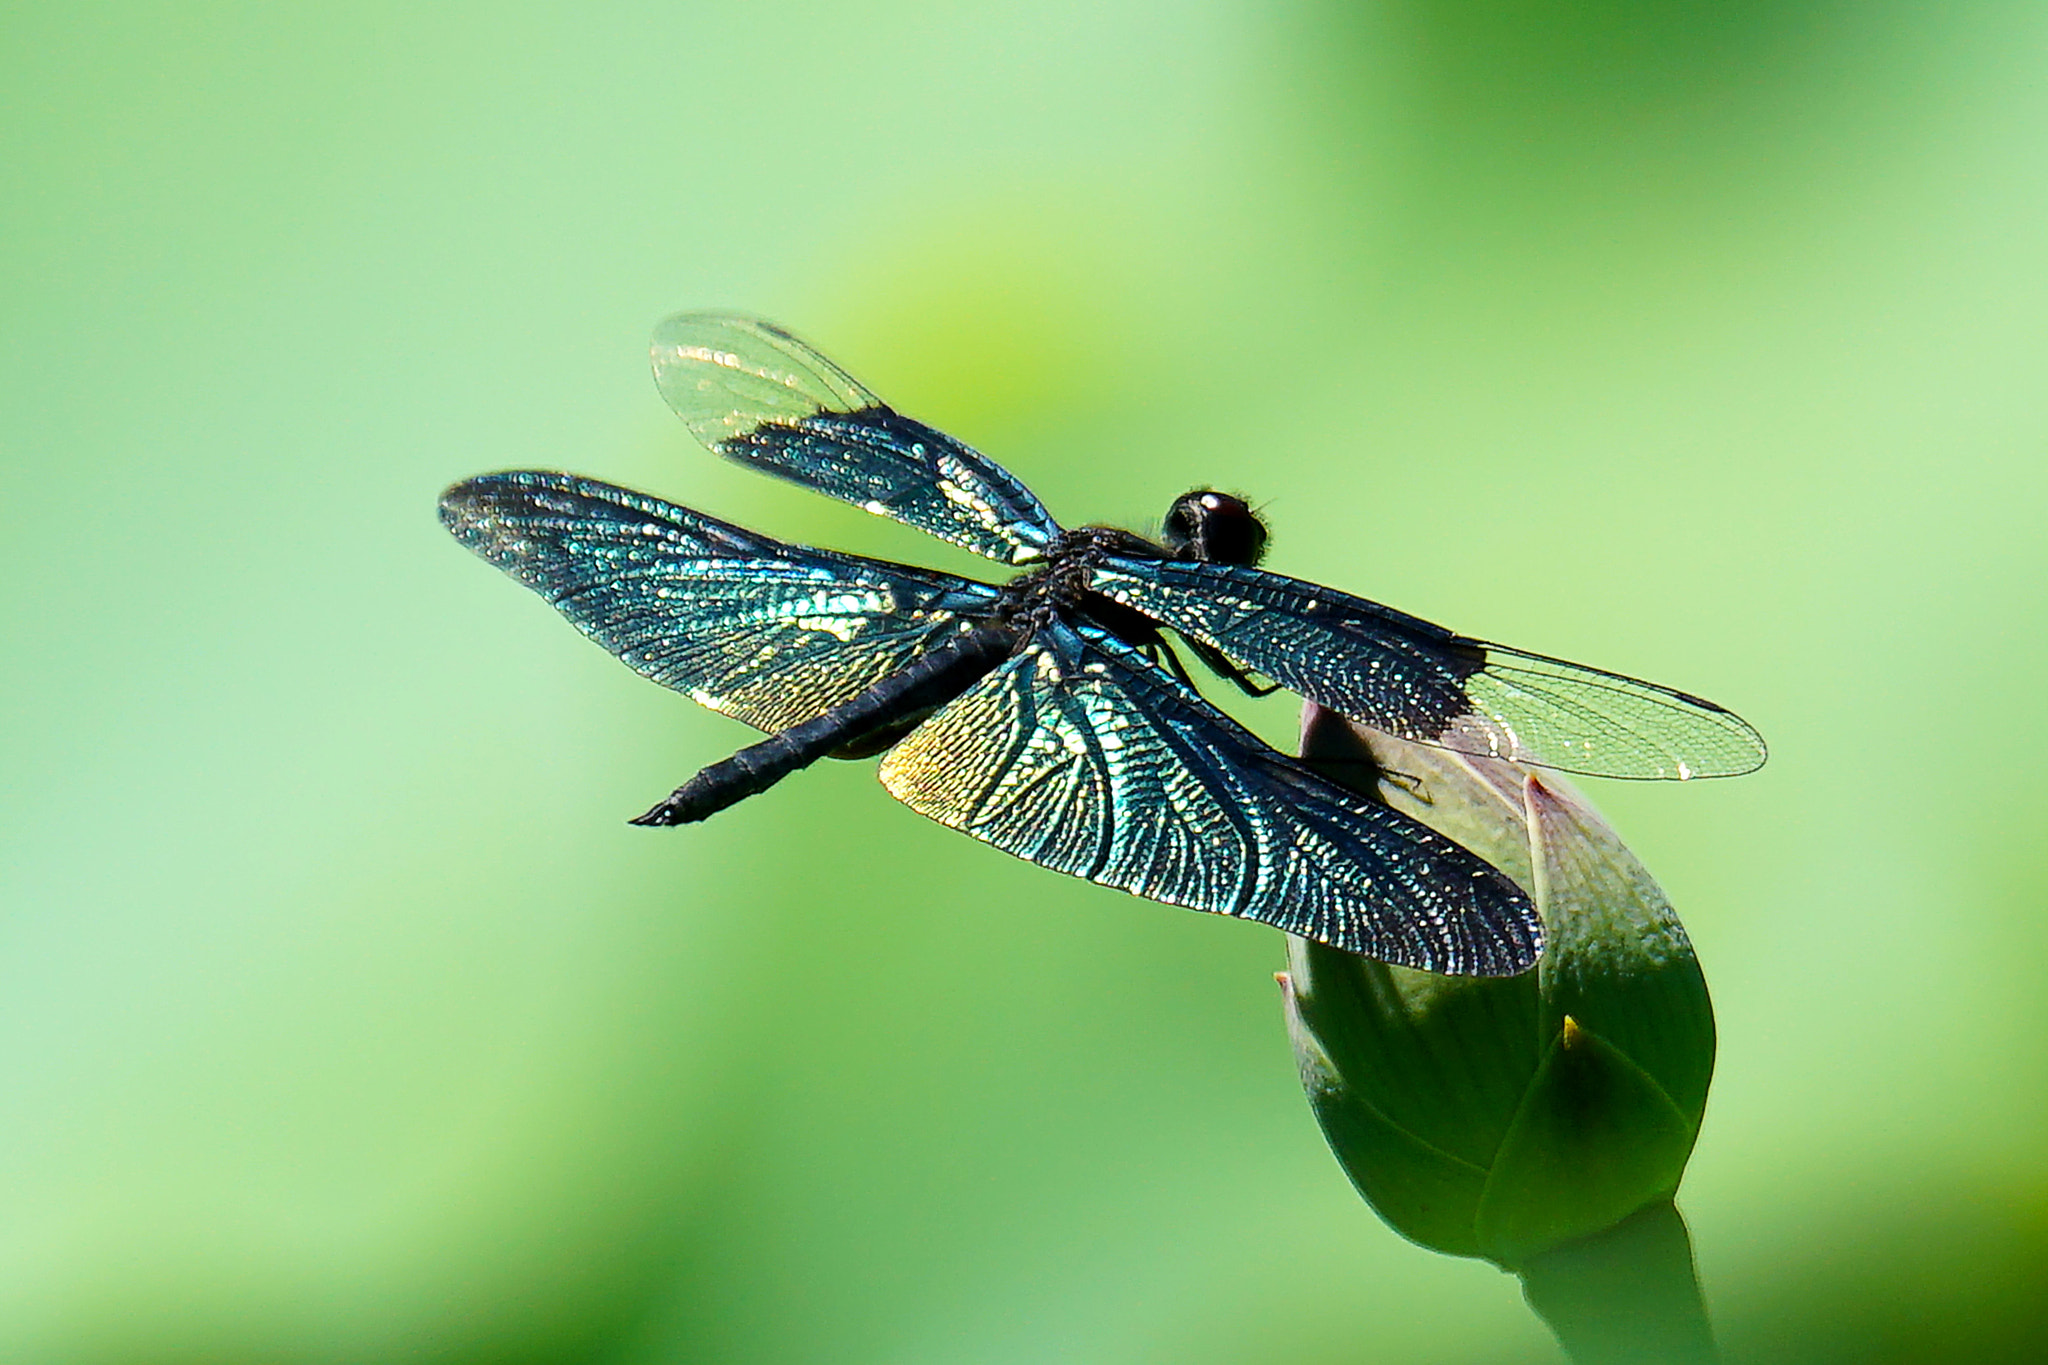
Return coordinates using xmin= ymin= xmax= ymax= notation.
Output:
xmin=649 ymin=312 xmax=876 ymax=449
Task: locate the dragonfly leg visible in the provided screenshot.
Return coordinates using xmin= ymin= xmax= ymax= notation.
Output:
xmin=1145 ymin=637 xmax=1203 ymax=692
xmin=1189 ymin=637 xmax=1281 ymax=697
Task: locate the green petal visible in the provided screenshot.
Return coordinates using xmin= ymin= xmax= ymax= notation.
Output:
xmin=1476 ymin=1016 xmax=1699 ymax=1270
xmin=1524 ymin=775 xmax=1715 ymax=1126
xmin=1283 ymin=944 xmax=1537 ymax=1257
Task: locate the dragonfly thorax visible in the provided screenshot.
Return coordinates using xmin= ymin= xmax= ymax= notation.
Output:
xmin=993 ymin=524 xmax=1164 ymax=638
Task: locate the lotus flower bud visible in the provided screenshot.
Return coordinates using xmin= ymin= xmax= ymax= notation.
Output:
xmin=1280 ymin=704 xmax=1715 ymax=1271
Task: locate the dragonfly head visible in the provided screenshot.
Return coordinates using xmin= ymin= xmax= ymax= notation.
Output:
xmin=1163 ymin=490 xmax=1268 ymax=568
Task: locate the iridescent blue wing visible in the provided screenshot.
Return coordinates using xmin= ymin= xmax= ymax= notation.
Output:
xmin=1091 ymin=560 xmax=1765 ymax=781
xmin=441 ymin=472 xmax=1001 ymax=734
xmin=649 ymin=313 xmax=1061 ymax=566
xmin=876 ymin=621 xmax=1541 ymax=975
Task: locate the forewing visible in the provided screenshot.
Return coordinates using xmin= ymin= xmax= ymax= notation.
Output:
xmin=876 ymin=623 xmax=1541 ymax=975
xmin=441 ymin=472 xmax=1000 ymax=734
xmin=649 ymin=313 xmax=1061 ymax=565
xmin=1092 ymin=560 xmax=1765 ymax=781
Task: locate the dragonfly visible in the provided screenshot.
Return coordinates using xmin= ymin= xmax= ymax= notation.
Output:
xmin=440 ymin=313 xmax=1765 ymax=976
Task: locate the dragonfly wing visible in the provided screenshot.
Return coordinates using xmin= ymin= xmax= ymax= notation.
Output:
xmin=877 ymin=622 xmax=1541 ymax=975
xmin=442 ymin=472 xmax=1001 ymax=734
xmin=1092 ymin=561 xmax=1765 ymax=781
xmin=649 ymin=313 xmax=1062 ymax=565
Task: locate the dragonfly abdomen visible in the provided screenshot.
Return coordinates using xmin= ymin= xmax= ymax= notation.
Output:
xmin=631 ymin=624 xmax=1020 ymax=826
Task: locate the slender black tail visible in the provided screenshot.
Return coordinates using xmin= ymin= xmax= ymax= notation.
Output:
xmin=631 ymin=625 xmax=1020 ymax=826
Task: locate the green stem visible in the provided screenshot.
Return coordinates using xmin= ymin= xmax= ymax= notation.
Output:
xmin=1516 ymin=1200 xmax=1716 ymax=1365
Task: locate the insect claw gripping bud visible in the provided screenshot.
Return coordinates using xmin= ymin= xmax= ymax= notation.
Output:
xmin=1281 ymin=704 xmax=1715 ymax=1274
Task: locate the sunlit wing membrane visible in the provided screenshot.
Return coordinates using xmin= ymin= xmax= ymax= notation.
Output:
xmin=1444 ymin=643 xmax=1768 ymax=780
xmin=876 ymin=622 xmax=1542 ymax=975
xmin=649 ymin=313 xmax=1061 ymax=565
xmin=1091 ymin=560 xmax=1766 ymax=781
xmin=441 ymin=472 xmax=1001 ymax=735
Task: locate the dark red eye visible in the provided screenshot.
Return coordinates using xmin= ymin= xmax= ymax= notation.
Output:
xmin=1163 ymin=490 xmax=1268 ymax=567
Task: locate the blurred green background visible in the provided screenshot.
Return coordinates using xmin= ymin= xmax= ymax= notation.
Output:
xmin=5 ymin=2 xmax=2045 ymax=1361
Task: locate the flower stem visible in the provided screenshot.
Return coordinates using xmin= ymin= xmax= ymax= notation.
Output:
xmin=1515 ymin=1199 xmax=1717 ymax=1364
